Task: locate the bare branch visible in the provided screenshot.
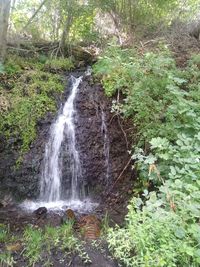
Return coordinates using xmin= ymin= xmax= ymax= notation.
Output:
xmin=110 ymin=157 xmax=132 ymax=191
xmin=22 ymin=0 xmax=49 ymax=32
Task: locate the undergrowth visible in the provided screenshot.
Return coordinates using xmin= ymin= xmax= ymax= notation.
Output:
xmin=0 ymin=222 xmax=89 ymax=267
xmin=0 ymin=54 xmax=73 ymax=161
xmin=94 ymin=45 xmax=200 ymax=266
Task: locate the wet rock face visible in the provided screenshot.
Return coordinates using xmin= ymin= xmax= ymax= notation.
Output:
xmin=0 ymin=113 xmax=54 ymax=200
xmin=0 ymin=73 xmax=130 ymax=201
xmin=75 ymin=75 xmax=130 ymax=199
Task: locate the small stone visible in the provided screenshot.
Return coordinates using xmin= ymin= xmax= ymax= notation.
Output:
xmin=33 ymin=207 xmax=47 ymax=216
xmin=61 ymin=209 xmax=76 ymax=224
xmin=66 ymin=209 xmax=76 ymax=221
xmin=78 ymin=215 xmax=101 ymax=240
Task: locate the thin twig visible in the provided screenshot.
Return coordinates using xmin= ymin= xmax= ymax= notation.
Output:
xmin=109 ymin=113 xmax=117 ymax=125
xmin=124 ymin=127 xmax=134 ymax=132
xmin=117 ymin=115 xmax=128 ymax=149
xmin=110 ymin=157 xmax=132 ymax=191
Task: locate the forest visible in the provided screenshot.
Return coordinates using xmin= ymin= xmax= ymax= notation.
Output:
xmin=0 ymin=0 xmax=200 ymax=266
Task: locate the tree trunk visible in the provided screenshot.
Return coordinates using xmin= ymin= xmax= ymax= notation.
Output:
xmin=0 ymin=0 xmax=11 ymax=62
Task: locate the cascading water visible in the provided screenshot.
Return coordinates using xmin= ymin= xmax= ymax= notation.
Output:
xmin=20 ymin=72 xmax=97 ymax=212
xmin=40 ymin=76 xmax=83 ymax=202
xmin=101 ymin=109 xmax=111 ymax=185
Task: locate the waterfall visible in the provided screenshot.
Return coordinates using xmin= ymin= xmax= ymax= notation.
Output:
xmin=101 ymin=109 xmax=111 ymax=185
xmin=20 ymin=72 xmax=97 ymax=212
xmin=40 ymin=76 xmax=82 ymax=202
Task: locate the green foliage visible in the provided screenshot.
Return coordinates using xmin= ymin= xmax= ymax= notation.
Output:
xmin=189 ymin=54 xmax=200 ymax=68
xmin=108 ymin=134 xmax=200 ymax=266
xmin=38 ymin=54 xmax=48 ymax=64
xmin=94 ymin=45 xmax=200 ymax=145
xmin=21 ymin=223 xmax=90 ymax=266
xmin=44 ymin=57 xmax=74 ymax=72
xmin=0 ymin=226 xmax=16 ymax=267
xmin=0 ymin=55 xmax=67 ymax=158
xmin=23 ymin=226 xmax=43 ymax=266
xmin=108 ymin=192 xmax=200 ymax=267
xmin=44 ymin=225 xmax=60 ymax=252
xmin=0 ymin=224 xmax=9 ymax=243
xmin=92 ymin=0 xmax=178 ymax=35
xmin=96 ymin=46 xmax=200 ymax=266
xmin=70 ymin=4 xmax=98 ymax=43
xmin=4 ymin=55 xmax=24 ymax=74
xmin=8 ymin=0 xmax=200 ymax=47
xmin=11 ymin=0 xmax=97 ymax=44
xmin=0 ymin=252 xmax=15 ymax=267
xmin=4 ymin=54 xmax=40 ymax=74
xmin=101 ymin=212 xmax=110 ymax=236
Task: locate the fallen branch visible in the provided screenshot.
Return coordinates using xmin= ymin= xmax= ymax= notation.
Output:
xmin=7 ymin=46 xmax=36 ymax=52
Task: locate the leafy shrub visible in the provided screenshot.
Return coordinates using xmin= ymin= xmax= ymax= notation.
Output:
xmin=108 ymin=190 xmax=200 ymax=267
xmin=95 ymin=45 xmax=200 ymax=266
xmin=108 ymin=132 xmax=200 ymax=266
xmin=115 ymin=132 xmax=200 ymax=267
xmin=38 ymin=54 xmax=48 ymax=64
xmin=94 ymin=45 xmax=200 ymax=145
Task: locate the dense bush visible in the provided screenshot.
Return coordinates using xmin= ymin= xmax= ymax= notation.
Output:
xmin=94 ymin=45 xmax=200 ymax=146
xmin=94 ymin=45 xmax=200 ymax=266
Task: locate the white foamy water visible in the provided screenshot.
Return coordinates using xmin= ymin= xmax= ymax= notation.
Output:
xmin=40 ymin=76 xmax=83 ymax=201
xmin=20 ymin=198 xmax=98 ymax=214
xmin=21 ymin=72 xmax=98 ymax=213
xmin=101 ymin=110 xmax=111 ymax=184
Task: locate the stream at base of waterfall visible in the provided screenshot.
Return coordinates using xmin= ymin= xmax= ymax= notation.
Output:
xmin=20 ymin=71 xmax=100 ymax=213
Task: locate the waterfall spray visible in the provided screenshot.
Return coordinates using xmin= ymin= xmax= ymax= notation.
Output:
xmin=101 ymin=109 xmax=111 ymax=185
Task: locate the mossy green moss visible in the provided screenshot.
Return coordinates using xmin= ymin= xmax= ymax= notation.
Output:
xmin=44 ymin=57 xmax=74 ymax=72
xmin=0 ymin=54 xmax=73 ymax=160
